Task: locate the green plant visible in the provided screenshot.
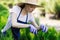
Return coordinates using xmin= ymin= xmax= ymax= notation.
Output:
xmin=0 ymin=4 xmax=9 ymax=30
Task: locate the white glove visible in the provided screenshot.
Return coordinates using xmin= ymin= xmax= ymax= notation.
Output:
xmin=40 ymin=24 xmax=48 ymax=32
xmin=29 ymin=24 xmax=37 ymax=34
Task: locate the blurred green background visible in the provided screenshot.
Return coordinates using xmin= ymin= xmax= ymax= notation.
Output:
xmin=0 ymin=0 xmax=60 ymax=40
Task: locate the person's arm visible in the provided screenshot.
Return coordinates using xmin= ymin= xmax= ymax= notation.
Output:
xmin=29 ymin=14 xmax=40 ymax=30
xmin=31 ymin=20 xmax=40 ymax=30
xmin=12 ymin=12 xmax=30 ymax=28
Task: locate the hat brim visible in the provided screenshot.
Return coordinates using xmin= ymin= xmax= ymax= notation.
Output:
xmin=19 ymin=3 xmax=41 ymax=7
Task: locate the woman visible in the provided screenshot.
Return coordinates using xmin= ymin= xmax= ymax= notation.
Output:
xmin=11 ymin=0 xmax=48 ymax=40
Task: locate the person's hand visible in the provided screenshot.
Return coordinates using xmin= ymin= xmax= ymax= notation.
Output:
xmin=29 ymin=24 xmax=37 ymax=34
xmin=40 ymin=24 xmax=48 ymax=32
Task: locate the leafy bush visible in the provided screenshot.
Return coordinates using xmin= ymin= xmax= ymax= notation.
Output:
xmin=0 ymin=4 xmax=9 ymax=30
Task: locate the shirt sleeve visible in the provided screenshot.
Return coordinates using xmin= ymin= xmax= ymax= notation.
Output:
xmin=11 ymin=5 xmax=21 ymax=22
xmin=12 ymin=6 xmax=21 ymax=14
